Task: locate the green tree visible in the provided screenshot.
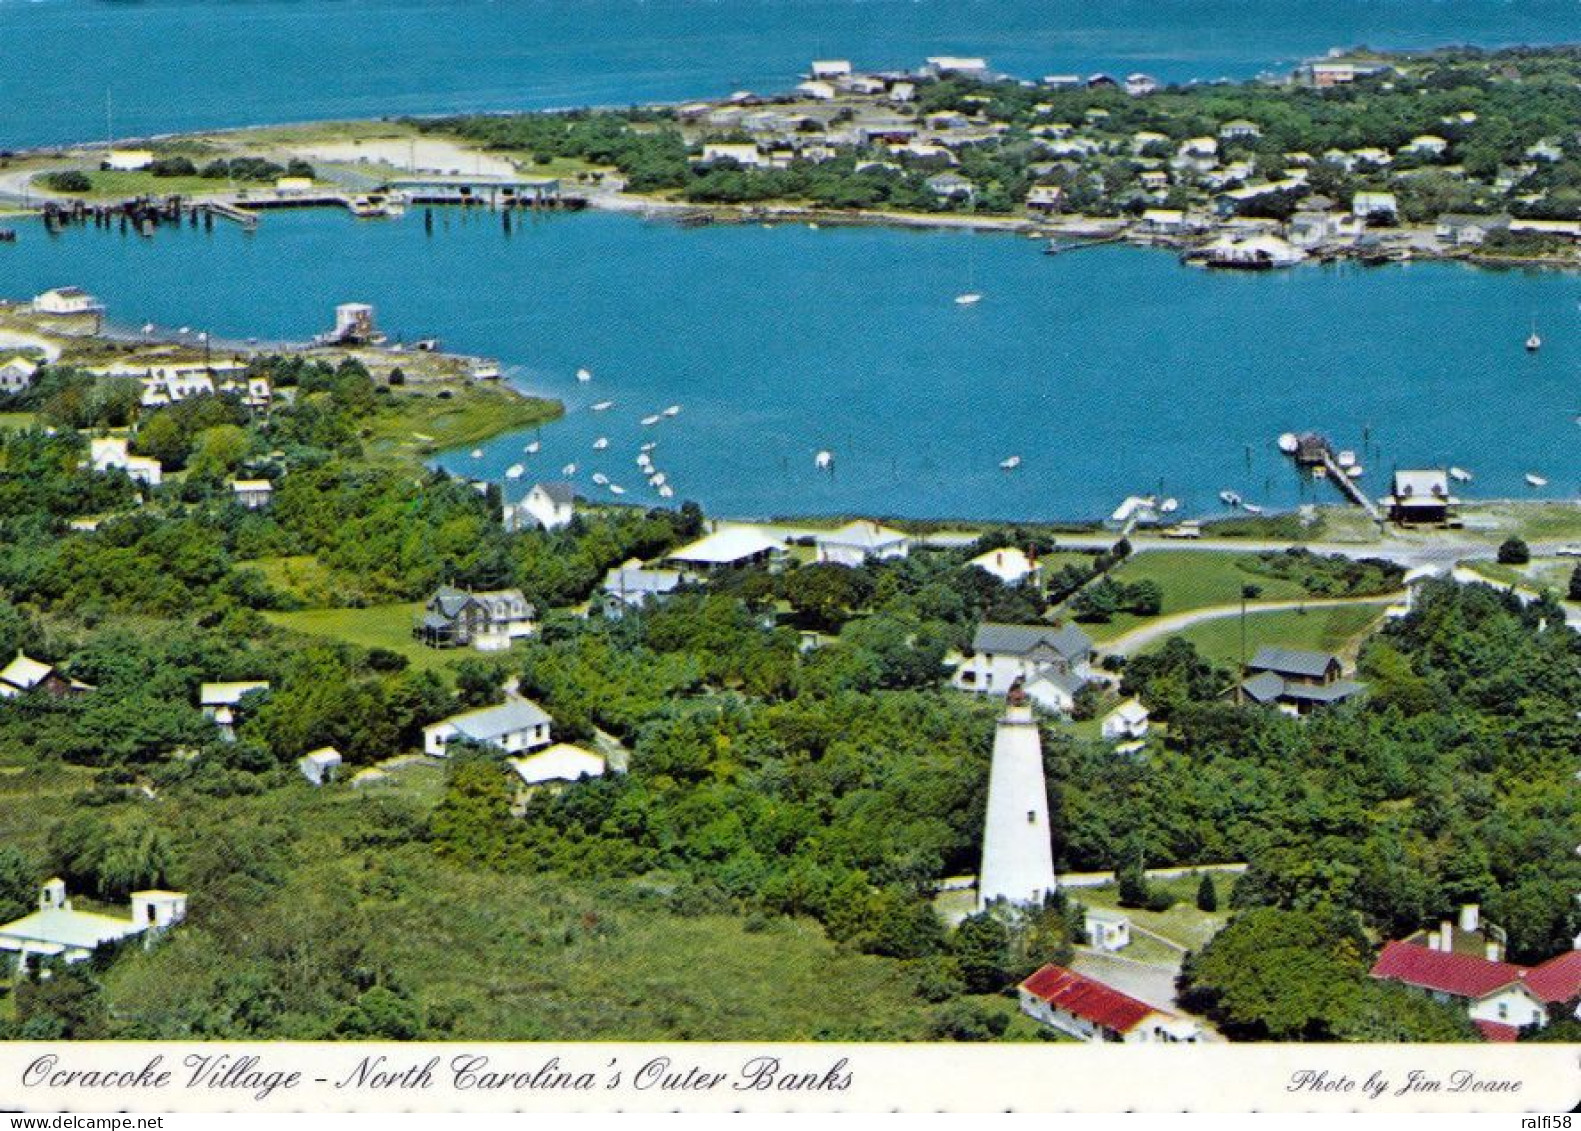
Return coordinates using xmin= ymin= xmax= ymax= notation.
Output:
xmin=0 ymin=846 xmax=35 ymax=922
xmin=950 ymin=912 xmax=1011 ymax=994
xmin=1196 ymin=873 xmax=1219 ymax=912
xmin=1497 ymin=537 xmax=1530 ymax=565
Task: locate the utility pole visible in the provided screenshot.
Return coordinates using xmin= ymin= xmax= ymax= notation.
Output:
xmin=1237 ymin=583 xmax=1262 ymax=704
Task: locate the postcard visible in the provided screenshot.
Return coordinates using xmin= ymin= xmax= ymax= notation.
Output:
xmin=0 ymin=0 xmax=1575 ymax=1116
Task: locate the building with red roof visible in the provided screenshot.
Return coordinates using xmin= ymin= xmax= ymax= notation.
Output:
xmin=1525 ymin=950 xmax=1581 ymax=1012
xmin=1017 ymin=964 xmax=1201 ymax=1044
xmin=1369 ymin=937 xmax=1579 ymax=1039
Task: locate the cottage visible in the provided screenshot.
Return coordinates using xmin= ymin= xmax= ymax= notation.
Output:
xmin=1352 ymin=191 xmax=1398 ymax=221
xmin=1101 ymin=699 xmax=1150 ymax=741
xmin=298 ymin=747 xmax=343 ymax=786
xmin=415 ymin=586 xmax=536 ymax=651
xmin=32 ymin=287 xmax=102 ymax=316
xmin=886 ymin=81 xmax=917 ymax=103
xmin=423 ymin=698 xmax=553 ymax=757
xmin=1239 ymin=647 xmax=1364 ymax=715
xmin=1025 ymin=185 xmax=1065 ymax=213
xmin=1124 ymin=73 xmax=1158 ymax=97
xmin=1138 ymin=208 xmax=1191 ymax=234
xmin=668 ymin=527 xmax=785 ymax=573
xmin=1307 ymin=61 xmax=1357 ymax=87
xmin=1218 ymin=119 xmax=1261 ymax=141
xmin=794 ymin=80 xmax=837 ymax=101
xmin=953 ymin=622 xmax=1094 ymax=713
xmin=105 ymin=149 xmax=154 ymax=171
xmin=924 ymin=172 xmax=977 ymax=202
xmin=200 ymin=681 xmax=269 ymax=740
xmin=699 ymin=142 xmax=767 ymax=168
xmin=1382 ymin=469 xmax=1457 ymax=526
xmin=1138 ymin=170 xmax=1171 ymax=192
xmin=0 ymin=653 xmax=90 ymax=699
xmin=1407 ymin=135 xmax=1449 ymax=158
xmin=230 ymin=479 xmax=273 ymax=510
xmin=1084 ymin=910 xmax=1132 ymax=952
xmin=967 ymin=546 xmax=1041 ymax=586
xmin=0 ymin=356 xmax=39 ymax=394
xmin=602 ymin=558 xmax=684 ymax=616
xmin=1435 ymin=213 xmax=1509 ymax=246
xmin=809 ymin=59 xmax=852 ymax=79
xmin=508 ymin=481 xmax=576 ymax=532
xmin=925 ymin=56 xmax=990 ymax=78
xmin=0 ymin=880 xmax=185 ymax=975
xmin=814 ymin=521 xmax=910 ymax=567
xmin=1018 ymin=965 xmax=1200 ymax=1043
xmin=89 ymin=436 xmax=163 ymax=487
xmin=508 ymin=743 xmax=606 ymax=787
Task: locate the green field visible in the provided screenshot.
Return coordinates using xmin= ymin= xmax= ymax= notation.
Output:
xmin=1139 ymin=603 xmax=1386 ymax=669
xmin=0 ymin=413 xmax=39 ymax=432
xmin=263 ymin=601 xmax=458 ymax=672
xmin=1075 ymin=875 xmax=1232 ymax=951
xmin=1082 ymin=550 xmax=1311 ymax=641
xmin=1463 ymin=557 xmax=1576 ymax=595
xmin=364 ymin=385 xmax=560 ymax=467
xmin=36 ymin=170 xmax=233 ymax=200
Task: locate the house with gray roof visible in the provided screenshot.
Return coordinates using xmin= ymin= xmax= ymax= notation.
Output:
xmin=1239 ymin=646 xmax=1365 ymax=716
xmin=506 ymin=481 xmax=576 ymax=532
xmin=415 ymin=586 xmax=536 ymax=652
xmin=423 ymin=697 xmax=553 ymax=757
xmin=602 ymin=558 xmax=684 ymax=617
xmin=952 ymin=621 xmax=1095 ymax=714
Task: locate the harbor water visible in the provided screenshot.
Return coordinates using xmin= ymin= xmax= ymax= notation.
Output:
xmin=4 ymin=208 xmax=1575 ymax=522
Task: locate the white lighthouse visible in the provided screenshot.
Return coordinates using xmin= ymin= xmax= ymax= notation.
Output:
xmin=978 ymin=680 xmax=1057 ymax=910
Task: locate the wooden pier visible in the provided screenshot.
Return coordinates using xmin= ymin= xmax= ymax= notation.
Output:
xmin=1285 ymin=432 xmax=1383 ymax=523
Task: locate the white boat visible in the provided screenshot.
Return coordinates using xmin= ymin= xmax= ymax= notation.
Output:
xmin=651 ymin=473 xmax=667 ymax=486
xmin=1159 ymin=497 xmax=1179 ymax=513
xmin=815 ymin=450 xmax=833 ymax=471
xmin=505 ymin=463 xmax=525 ymax=479
xmin=1526 ymin=321 xmax=1541 ymax=352
xmin=658 ymin=485 xmax=674 ymax=498
xmin=592 ymin=473 xmax=609 ymax=486
xmin=807 ymin=222 xmax=820 ymax=230
xmin=1276 ymin=432 xmax=1299 ymax=454
xmin=999 ymin=455 xmax=1022 ymax=471
xmin=577 ymin=367 xmax=593 ymax=382
xmin=1526 ymin=473 xmax=1548 ymax=487
xmin=524 ymin=441 xmax=541 ymax=454
xmin=641 ymin=414 xmax=662 ymax=426
xmin=470 ymin=449 xmax=484 ymax=459
xmin=1219 ymin=490 xmax=1241 ymax=507
xmin=663 ymin=404 xmax=681 ymax=417
xmin=955 ymin=293 xmax=983 ymax=306
xmin=592 ymin=401 xmax=614 ymax=412
xmin=562 ymin=463 xmax=577 ymax=476
xmin=1449 ymin=466 xmax=1473 ymax=483
xmin=641 ymin=442 xmax=658 ymax=453
xmin=609 ymin=484 xmax=626 ymax=496
xmin=593 ymin=437 xmax=609 ymax=450
xmin=1242 ymin=503 xmax=1263 ymax=515
xmin=1346 ymin=465 xmax=1364 ymax=478
xmin=1337 ymin=450 xmax=1356 ymax=468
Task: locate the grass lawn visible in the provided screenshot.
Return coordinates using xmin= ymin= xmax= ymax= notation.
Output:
xmin=1459 ymin=502 xmax=1581 ymax=544
xmin=1464 ymin=558 xmax=1576 ymax=594
xmin=41 ymin=170 xmax=235 ymax=200
xmin=239 ymin=554 xmax=338 ymax=606
xmin=263 ymin=602 xmax=464 ymax=673
xmin=0 ymin=412 xmax=38 ymax=431
xmin=363 ymin=385 xmax=560 ymax=467
xmin=1080 ymin=549 xmax=1311 ymax=642
xmin=1076 ymin=876 xmax=1231 ymax=951
xmin=1140 ymin=603 xmax=1385 ymax=669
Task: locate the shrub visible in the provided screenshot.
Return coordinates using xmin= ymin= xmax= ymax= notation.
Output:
xmin=1497 ymin=538 xmax=1529 ymax=565
xmin=43 ymin=170 xmax=91 ymax=193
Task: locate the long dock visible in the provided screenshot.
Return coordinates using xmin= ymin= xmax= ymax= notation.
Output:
xmin=1286 ymin=433 xmax=1383 ymax=523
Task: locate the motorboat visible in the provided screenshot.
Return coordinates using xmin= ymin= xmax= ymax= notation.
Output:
xmin=470 ymin=449 xmax=484 ymax=459
xmin=562 ymin=463 xmax=577 ymax=476
xmin=1449 ymin=467 xmax=1472 ymax=483
xmin=658 ymin=485 xmax=674 ymax=498
xmin=505 ymin=463 xmax=525 ymax=479
xmin=593 ymin=437 xmax=609 ymax=450
xmin=999 ymin=455 xmax=1021 ymax=470
xmin=815 ymin=450 xmax=833 ymax=471
xmin=609 ymin=484 xmax=626 ymax=495
xmin=955 ymin=293 xmax=983 ymax=306
xmin=1526 ymin=473 xmax=1548 ymax=487
xmin=1219 ymin=490 xmax=1241 ymax=507
xmin=641 ymin=414 xmax=662 ymax=426
xmin=577 ymin=367 xmax=593 ymax=382
xmin=592 ymin=473 xmax=609 ymax=486
xmin=592 ymin=401 xmax=614 ymax=411
xmin=524 ymin=441 xmax=540 ymax=454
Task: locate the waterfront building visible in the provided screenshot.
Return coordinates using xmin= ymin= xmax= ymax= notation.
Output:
xmin=668 ymin=528 xmax=785 ymax=574
xmin=0 ymin=880 xmax=186 ymax=975
xmin=1124 ymin=73 xmax=1158 ymax=96
xmin=32 ymin=287 xmax=102 ymax=316
xmin=1238 ymin=648 xmax=1365 ymax=716
xmin=508 ymin=482 xmax=576 ymax=532
xmin=1382 ymin=469 xmax=1457 ymax=525
xmin=1025 ymin=185 xmax=1065 ymax=212
xmin=813 ymin=520 xmax=910 ymax=567
xmin=1352 ymin=191 xmax=1399 ymax=221
xmin=424 ymin=698 xmax=553 ymax=757
xmin=978 ymin=682 xmax=1057 ymax=909
xmin=925 ymin=56 xmax=990 ymax=78
xmin=698 ymin=142 xmax=768 ymax=168
xmin=601 ymin=558 xmax=683 ymax=616
xmin=104 ymin=149 xmax=154 ymax=171
xmin=809 ymin=60 xmax=852 ymax=79
xmin=1018 ymin=964 xmax=1201 ymax=1043
xmin=1435 ymin=213 xmax=1509 ymax=246
xmin=794 ymin=80 xmax=837 ymax=101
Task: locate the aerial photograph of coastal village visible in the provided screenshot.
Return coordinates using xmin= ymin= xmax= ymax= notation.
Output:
xmin=0 ymin=0 xmax=1576 ymax=1056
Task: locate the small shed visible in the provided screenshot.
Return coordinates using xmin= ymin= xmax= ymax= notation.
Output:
xmin=1085 ymin=909 xmax=1132 ymax=952
xmin=298 ymin=747 xmax=343 ymax=786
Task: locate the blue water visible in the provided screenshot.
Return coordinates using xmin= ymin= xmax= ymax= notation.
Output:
xmin=4 ymin=210 xmax=1575 ymax=521
xmin=3 ymin=1 xmax=1580 ymax=149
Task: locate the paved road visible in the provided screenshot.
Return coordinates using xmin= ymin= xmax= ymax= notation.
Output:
xmin=1097 ymin=594 xmax=1400 ymax=658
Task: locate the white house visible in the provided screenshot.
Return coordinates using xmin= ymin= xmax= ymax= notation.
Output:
xmin=814 ymin=521 xmax=910 ymax=567
xmin=200 ymin=681 xmax=269 ymax=741
xmin=925 ymin=172 xmax=977 ymax=201
xmin=1019 ymin=964 xmax=1200 ymax=1043
xmin=809 ymin=59 xmax=852 ymax=79
xmin=967 ymin=546 xmax=1042 ymax=586
xmin=926 ymin=56 xmax=990 ymax=78
xmin=0 ymin=880 xmax=186 ymax=975
xmin=298 ymin=747 xmax=343 ymax=786
xmin=231 ymin=480 xmax=274 ymax=510
xmin=1025 ymin=185 xmax=1065 ymax=212
xmin=423 ymin=698 xmax=553 ymax=757
xmin=508 ymin=482 xmax=575 ymax=532
xmin=32 ymin=287 xmax=102 ymax=316
xmin=1084 ymin=910 xmax=1132 ymax=952
xmin=1218 ymin=119 xmax=1261 ymax=141
xmin=952 ymin=622 xmax=1094 ymax=713
xmin=1101 ymin=699 xmax=1150 ymax=741
xmin=508 ymin=743 xmax=607 ymax=787
xmin=794 ymin=80 xmax=838 ymax=101
xmin=699 ymin=143 xmax=767 ymax=168
xmin=0 ymin=356 xmax=39 ymax=394
xmin=601 ymin=558 xmax=683 ymax=616
xmin=104 ymin=149 xmax=154 ymax=171
xmin=89 ymin=436 xmax=163 ymax=487
xmin=1407 ymin=135 xmax=1449 ymax=158
xmin=668 ymin=527 xmax=785 ymax=573
xmin=1352 ymin=191 xmax=1399 ymax=220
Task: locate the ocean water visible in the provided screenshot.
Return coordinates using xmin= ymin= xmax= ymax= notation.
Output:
xmin=3 ymin=0 xmax=1580 ymax=148
xmin=4 ymin=209 xmax=1575 ymax=521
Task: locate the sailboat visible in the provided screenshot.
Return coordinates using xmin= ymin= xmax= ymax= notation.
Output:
xmin=1526 ymin=320 xmax=1542 ymax=352
xmin=576 ymin=367 xmax=593 ymax=382
xmin=592 ymin=437 xmax=609 ymax=450
xmin=999 ymin=455 xmax=1021 ymax=471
